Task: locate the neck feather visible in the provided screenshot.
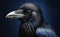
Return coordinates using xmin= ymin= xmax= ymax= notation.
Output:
xmin=23 ymin=14 xmax=42 ymax=29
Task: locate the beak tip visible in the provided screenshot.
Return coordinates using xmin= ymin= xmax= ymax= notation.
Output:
xmin=6 ymin=15 xmax=8 ymax=18
xmin=6 ymin=14 xmax=9 ymax=18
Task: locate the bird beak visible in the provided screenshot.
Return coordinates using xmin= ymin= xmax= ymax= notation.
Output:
xmin=6 ymin=10 xmax=25 ymax=19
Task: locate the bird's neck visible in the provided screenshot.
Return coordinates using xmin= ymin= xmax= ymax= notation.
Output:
xmin=22 ymin=15 xmax=42 ymax=29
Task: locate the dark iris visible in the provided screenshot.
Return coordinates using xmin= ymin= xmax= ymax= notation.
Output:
xmin=24 ymin=9 xmax=31 ymax=15
xmin=27 ymin=10 xmax=31 ymax=14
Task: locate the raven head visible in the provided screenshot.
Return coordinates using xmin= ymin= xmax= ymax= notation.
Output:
xmin=6 ymin=3 xmax=40 ymax=22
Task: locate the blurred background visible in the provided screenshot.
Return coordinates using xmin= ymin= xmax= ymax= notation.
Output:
xmin=0 ymin=0 xmax=60 ymax=37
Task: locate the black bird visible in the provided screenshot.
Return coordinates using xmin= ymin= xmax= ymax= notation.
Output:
xmin=6 ymin=3 xmax=57 ymax=37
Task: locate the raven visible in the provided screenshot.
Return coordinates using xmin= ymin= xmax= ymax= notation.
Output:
xmin=6 ymin=3 xmax=58 ymax=37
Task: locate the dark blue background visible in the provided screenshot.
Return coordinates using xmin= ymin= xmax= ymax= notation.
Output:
xmin=0 ymin=0 xmax=60 ymax=37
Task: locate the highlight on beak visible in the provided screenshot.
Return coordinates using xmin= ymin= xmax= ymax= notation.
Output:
xmin=6 ymin=11 xmax=25 ymax=19
xmin=6 ymin=11 xmax=15 ymax=18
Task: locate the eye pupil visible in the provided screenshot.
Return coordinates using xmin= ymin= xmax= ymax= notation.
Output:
xmin=23 ymin=9 xmax=31 ymax=15
xmin=27 ymin=10 xmax=31 ymax=13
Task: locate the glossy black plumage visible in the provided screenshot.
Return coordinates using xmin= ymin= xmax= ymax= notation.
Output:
xmin=6 ymin=3 xmax=52 ymax=37
xmin=18 ymin=3 xmax=51 ymax=37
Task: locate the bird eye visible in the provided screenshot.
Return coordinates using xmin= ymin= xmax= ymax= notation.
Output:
xmin=23 ymin=9 xmax=31 ymax=15
xmin=27 ymin=10 xmax=31 ymax=14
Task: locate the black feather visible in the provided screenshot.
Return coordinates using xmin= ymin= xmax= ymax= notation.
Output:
xmin=18 ymin=3 xmax=51 ymax=37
